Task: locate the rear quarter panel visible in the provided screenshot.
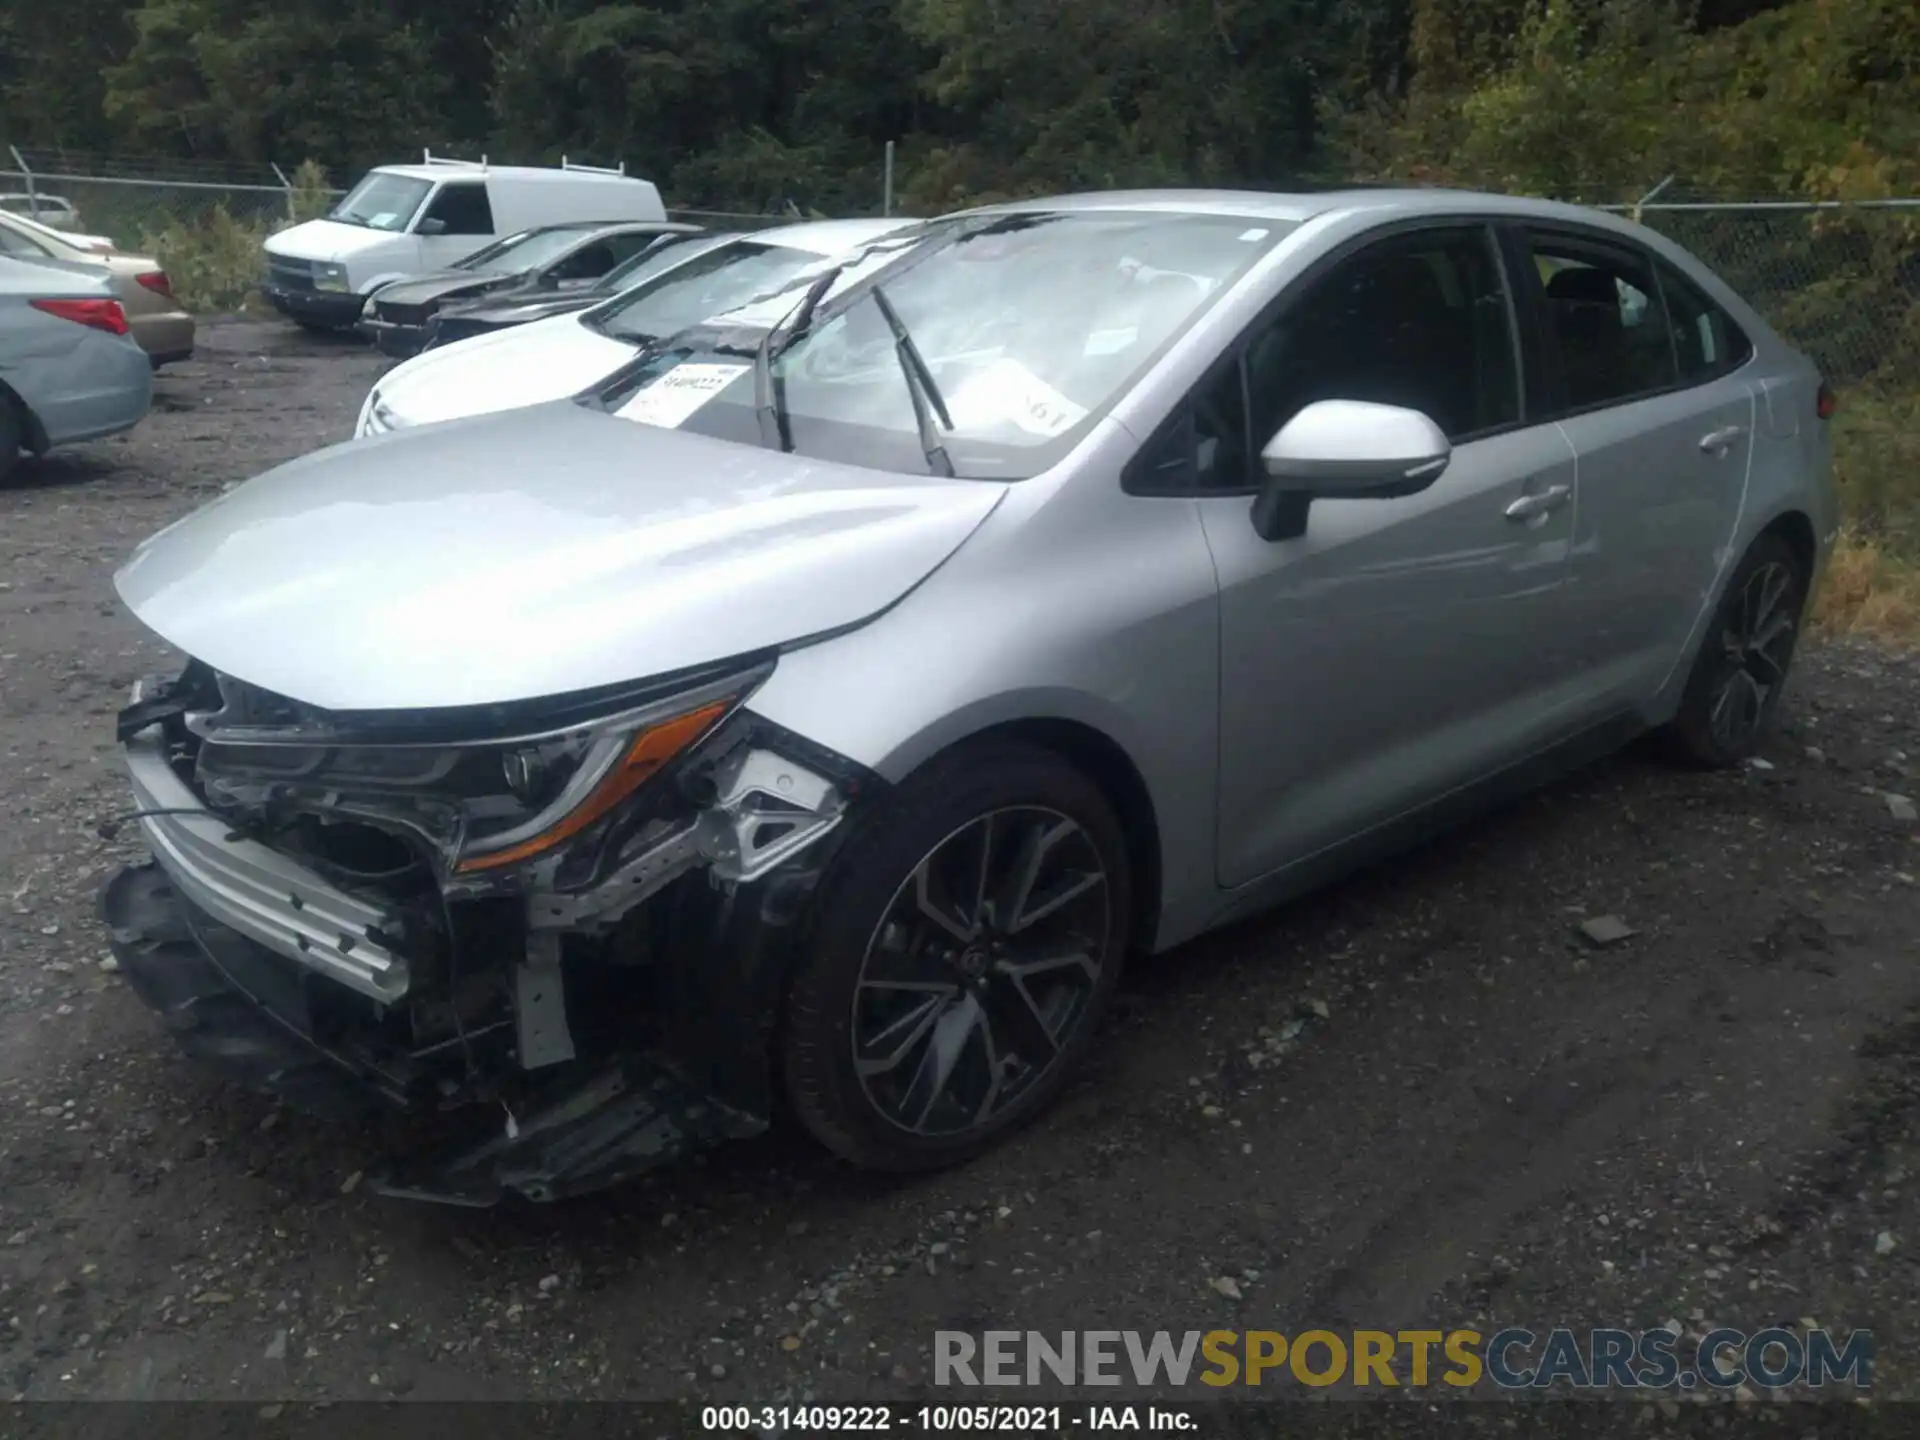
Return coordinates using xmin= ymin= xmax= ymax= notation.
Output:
xmin=0 ymin=301 xmax=153 ymax=445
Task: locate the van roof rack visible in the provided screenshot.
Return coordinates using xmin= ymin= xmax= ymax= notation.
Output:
xmin=560 ymin=156 xmax=628 ymax=177
xmin=421 ymin=149 xmax=488 ymax=170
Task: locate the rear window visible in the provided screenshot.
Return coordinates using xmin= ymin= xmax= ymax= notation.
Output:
xmin=586 ymin=240 xmax=840 ymax=343
xmin=598 ymin=232 xmax=720 ymax=291
xmin=457 ymin=226 xmax=600 ymax=274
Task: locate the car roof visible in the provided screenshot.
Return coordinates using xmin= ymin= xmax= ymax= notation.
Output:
xmin=962 ymin=187 xmax=1648 ymax=236
xmin=514 ymin=219 xmax=702 ymax=238
xmin=748 ymin=217 xmax=922 ymax=256
xmin=371 ymin=164 xmax=651 ymax=186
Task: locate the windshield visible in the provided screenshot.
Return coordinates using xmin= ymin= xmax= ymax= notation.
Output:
xmin=453 ymin=225 xmax=600 ymax=275
xmin=587 ymin=238 xmax=882 ymax=343
xmin=600 ymin=210 xmax=1295 ymax=479
xmin=328 ymin=173 xmax=433 ymax=233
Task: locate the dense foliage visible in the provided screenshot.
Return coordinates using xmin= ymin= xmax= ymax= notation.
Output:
xmin=2 ymin=0 xmax=1914 ymax=211
xmin=3 ymin=0 xmax=1914 ymax=628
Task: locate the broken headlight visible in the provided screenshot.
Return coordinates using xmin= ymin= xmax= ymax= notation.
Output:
xmin=189 ymin=665 xmax=768 ymax=876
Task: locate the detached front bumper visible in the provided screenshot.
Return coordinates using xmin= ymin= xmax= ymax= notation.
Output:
xmin=259 ymin=284 xmax=365 ymax=329
xmin=356 ymin=315 xmax=430 ymax=358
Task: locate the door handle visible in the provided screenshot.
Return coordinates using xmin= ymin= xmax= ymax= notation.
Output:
xmin=1505 ymin=483 xmax=1571 ymax=521
xmin=1699 ymin=424 xmax=1746 ymax=455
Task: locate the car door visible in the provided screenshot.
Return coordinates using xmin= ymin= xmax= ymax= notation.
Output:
xmin=1135 ymin=222 xmax=1582 ymax=890
xmin=1509 ymin=225 xmax=1755 ymax=708
xmin=415 ymin=180 xmax=496 ymax=270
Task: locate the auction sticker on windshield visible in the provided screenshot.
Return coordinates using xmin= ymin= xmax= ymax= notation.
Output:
xmin=615 ymin=361 xmax=751 ymax=429
xmin=948 ymin=358 xmax=1089 ymax=439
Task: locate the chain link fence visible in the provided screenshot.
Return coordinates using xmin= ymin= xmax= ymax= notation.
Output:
xmin=3 ymin=155 xmax=1910 ymax=545
xmin=0 ymin=152 xmax=828 ymax=313
xmin=1 ymin=148 xmax=328 ymax=237
xmin=1611 ymin=200 xmax=1920 ymax=548
xmin=1 ymin=150 xmax=821 ymax=243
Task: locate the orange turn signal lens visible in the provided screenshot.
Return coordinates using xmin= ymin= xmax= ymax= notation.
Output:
xmin=454 ymin=699 xmax=731 ymax=874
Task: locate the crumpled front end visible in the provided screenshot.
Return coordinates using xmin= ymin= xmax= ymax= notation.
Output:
xmin=100 ymin=654 xmax=873 ymax=1204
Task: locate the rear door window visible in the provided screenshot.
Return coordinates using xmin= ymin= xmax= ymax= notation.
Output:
xmin=1523 ymin=231 xmax=1677 ymax=411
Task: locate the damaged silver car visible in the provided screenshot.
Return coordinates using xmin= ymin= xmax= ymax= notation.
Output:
xmin=101 ymin=190 xmax=1836 ymax=1204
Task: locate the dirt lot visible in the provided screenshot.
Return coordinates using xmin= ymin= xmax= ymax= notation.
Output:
xmin=1 ymin=319 xmax=1918 ymax=1411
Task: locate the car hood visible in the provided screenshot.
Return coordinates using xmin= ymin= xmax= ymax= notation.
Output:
xmin=371 ymin=271 xmax=514 ymax=307
xmin=442 ymin=292 xmax=599 ymax=327
xmin=114 ymin=400 xmax=1008 ymax=712
xmin=266 ymin=219 xmax=410 ymax=264
xmin=376 ymin=313 xmax=636 ymax=426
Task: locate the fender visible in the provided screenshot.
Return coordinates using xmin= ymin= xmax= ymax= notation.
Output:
xmin=1647 ymin=503 xmax=1819 ymax=723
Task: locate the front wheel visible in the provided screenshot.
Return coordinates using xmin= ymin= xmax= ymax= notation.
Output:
xmin=1660 ymin=532 xmax=1809 ymax=767
xmin=781 ymin=740 xmax=1132 ymax=1171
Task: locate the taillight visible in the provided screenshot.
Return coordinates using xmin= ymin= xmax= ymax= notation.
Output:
xmin=30 ymin=297 xmax=130 ymax=336
xmin=1816 ymin=381 xmax=1837 ymax=421
xmin=135 ymin=270 xmax=174 ymax=298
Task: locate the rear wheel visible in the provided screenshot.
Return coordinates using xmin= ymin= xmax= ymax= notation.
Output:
xmin=782 ymin=740 xmax=1131 ymax=1171
xmin=0 ymin=393 xmax=22 ymax=484
xmin=1660 ymin=532 xmax=1808 ymax=767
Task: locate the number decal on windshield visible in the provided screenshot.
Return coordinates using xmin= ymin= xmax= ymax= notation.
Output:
xmin=614 ymin=361 xmax=751 ymax=429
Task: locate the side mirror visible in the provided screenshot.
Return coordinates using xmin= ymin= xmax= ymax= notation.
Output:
xmin=1250 ymin=400 xmax=1451 ymax=542
xmin=416 ymin=217 xmax=447 ymax=236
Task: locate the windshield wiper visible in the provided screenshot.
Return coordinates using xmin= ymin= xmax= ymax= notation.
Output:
xmin=752 ymin=263 xmax=847 ymax=452
xmin=868 ymin=284 xmax=954 ymax=478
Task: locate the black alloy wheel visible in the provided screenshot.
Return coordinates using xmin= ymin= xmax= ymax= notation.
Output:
xmin=1664 ymin=531 xmax=1808 ymax=767
xmin=782 ymin=740 xmax=1131 ymax=1170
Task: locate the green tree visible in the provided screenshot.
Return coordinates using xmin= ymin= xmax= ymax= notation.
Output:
xmin=101 ymin=0 xmax=459 ymax=169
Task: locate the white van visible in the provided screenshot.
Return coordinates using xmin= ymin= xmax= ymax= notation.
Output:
xmin=260 ymin=153 xmax=666 ymax=330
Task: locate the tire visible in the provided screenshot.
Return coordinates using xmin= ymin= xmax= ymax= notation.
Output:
xmin=782 ymin=739 xmax=1133 ymax=1171
xmin=1660 ymin=531 xmax=1809 ymax=768
xmin=0 ymin=393 xmax=21 ymax=484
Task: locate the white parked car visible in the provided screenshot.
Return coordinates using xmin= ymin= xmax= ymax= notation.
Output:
xmin=356 ymin=217 xmax=920 ymax=436
xmin=261 ymin=154 xmax=666 ymax=332
xmin=0 ymin=193 xmax=86 ymax=233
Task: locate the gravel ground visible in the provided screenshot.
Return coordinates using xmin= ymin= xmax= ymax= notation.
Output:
xmin=1 ymin=320 xmax=1918 ymax=1411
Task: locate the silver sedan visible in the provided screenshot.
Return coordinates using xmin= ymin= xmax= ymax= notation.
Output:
xmin=0 ymin=255 xmax=152 ymax=480
xmin=100 ymin=188 xmax=1836 ymax=1202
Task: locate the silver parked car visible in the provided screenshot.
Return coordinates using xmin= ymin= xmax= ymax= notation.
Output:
xmin=1 ymin=255 xmax=153 ymax=481
xmin=100 ymin=190 xmax=1836 ymax=1202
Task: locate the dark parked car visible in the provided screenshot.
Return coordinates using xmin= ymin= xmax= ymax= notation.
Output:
xmin=425 ymin=230 xmax=737 ymax=350
xmin=358 ymin=220 xmax=700 ymax=357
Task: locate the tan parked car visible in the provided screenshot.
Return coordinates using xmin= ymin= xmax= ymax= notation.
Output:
xmin=0 ymin=209 xmax=194 ymax=367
